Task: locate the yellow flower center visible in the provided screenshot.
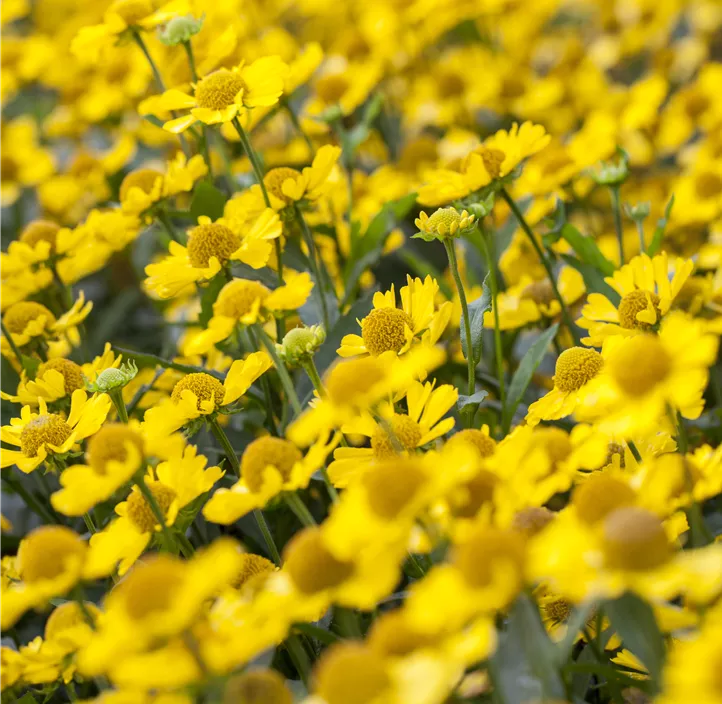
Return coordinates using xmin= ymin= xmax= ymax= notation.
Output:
xmin=521 ymin=279 xmax=555 ymax=306
xmin=452 ymin=468 xmax=498 ymax=518
xmin=478 ymin=146 xmax=505 ymax=179
xmin=109 ymin=0 xmax=155 ymax=25
xmin=553 ymin=347 xmax=603 ymax=392
xmin=241 ymin=436 xmax=302 ymax=493
xmin=20 ymin=414 xmax=73 ymax=457
xmin=605 ymin=442 xmax=626 ymax=468
xmin=126 ymin=482 xmax=177 ymax=533
xmin=195 ymin=70 xmax=245 ymax=111
xmin=371 ymin=414 xmax=422 ymax=460
xmin=543 ymin=596 xmax=572 ymax=625
xmin=187 ymin=222 xmax=242 ymax=268
xmin=446 ymin=428 xmax=497 ymax=458
xmin=325 ymin=357 xmax=386 ymax=406
xmin=618 ymin=290 xmax=661 ymax=330
xmin=38 ymin=358 xmax=85 ymax=394
xmin=214 ymin=279 xmax=271 ymax=319
xmin=232 ymin=553 xmax=277 ymax=590
xmin=315 ymin=74 xmax=350 ymax=104
xmin=602 ymin=507 xmax=671 ymax=571
xmin=19 ymin=219 xmax=60 ymax=251
xmin=3 ymin=301 xmax=56 ymax=335
xmin=45 ymin=601 xmax=100 ymax=638
xmin=119 ymin=168 xmax=162 ymax=202
xmin=264 ymin=167 xmax=300 ymax=204
xmin=283 ymin=527 xmax=354 ymax=594
xmin=119 ymin=555 xmax=185 ymax=620
xmin=86 ymin=424 xmax=144 ymax=475
xmin=18 ymin=526 xmax=86 ymax=583
xmin=367 ymin=611 xmax=436 ymax=657
xmin=425 ymin=207 xmax=464 ymax=236
xmin=511 ymin=506 xmax=554 ymax=536
xmin=223 ymin=669 xmax=292 ymax=704
xmin=454 ymin=526 xmax=526 ymax=589
xmin=171 ymin=372 xmax=226 ymax=410
xmin=315 ymin=643 xmax=390 ymax=704
xmin=610 ymin=334 xmax=672 ymax=396
xmin=572 ymin=474 xmax=636 ymax=525
xmin=362 ymin=459 xmax=428 ymax=519
xmin=361 ymin=307 xmax=412 ymax=356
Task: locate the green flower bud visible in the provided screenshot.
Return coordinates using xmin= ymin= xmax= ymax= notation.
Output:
xmin=467 ymin=193 xmax=496 ymax=219
xmin=157 ymin=14 xmax=204 ymax=46
xmin=276 ymin=325 xmax=326 ymax=366
xmin=592 ymin=149 xmax=629 ymax=187
xmin=86 ymin=360 xmax=138 ymax=393
xmin=624 ymin=201 xmax=651 ymax=223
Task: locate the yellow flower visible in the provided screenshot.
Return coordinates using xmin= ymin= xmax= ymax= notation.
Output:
xmin=304 ymin=59 xmax=382 ymax=119
xmin=203 ymin=433 xmax=337 ymax=524
xmin=157 ymin=57 xmax=289 ymax=134
xmin=327 ymin=380 xmax=457 ymax=487
xmin=1 ymin=118 xmax=55 ymax=206
xmin=144 ymin=211 xmax=281 ymax=299
xmin=482 ymin=121 xmax=551 ymax=177
xmin=414 ymin=207 xmax=476 ymax=240
xmin=0 ymin=390 xmax=112 ymax=473
xmin=338 ymin=275 xmax=452 ymax=358
xmin=577 ymin=252 xmax=694 ymax=346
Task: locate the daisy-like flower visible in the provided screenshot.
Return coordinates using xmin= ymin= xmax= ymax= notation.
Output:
xmin=154 ymin=56 xmax=289 ymax=134
xmin=482 ymin=120 xmax=551 ymax=178
xmin=526 ymin=346 xmax=605 ymax=427
xmin=327 ymin=380 xmax=458 ymax=488
xmin=144 ymin=211 xmax=282 ymax=299
xmin=141 ymin=352 xmax=272 ymax=436
xmin=85 ymin=445 xmax=224 ymax=576
xmin=577 ymin=251 xmax=694 ymax=346
xmin=180 ymin=272 xmax=314 ymax=356
xmin=338 ymin=275 xmax=452 ymax=358
xmin=577 ymin=312 xmax=719 ymax=435
xmin=0 ymin=391 xmax=111 ymax=473
xmin=203 ymin=433 xmax=338 ymax=525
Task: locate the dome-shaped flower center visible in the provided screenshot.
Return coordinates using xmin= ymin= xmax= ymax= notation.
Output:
xmin=478 ymin=146 xmax=505 ymax=179
xmin=535 ymin=427 xmax=573 ymax=465
xmin=86 ymin=424 xmax=144 ymax=476
xmin=371 ymin=414 xmax=422 ymax=460
xmin=315 ymin=643 xmax=391 ymax=704
xmin=521 ymin=279 xmax=555 ymax=306
xmin=241 ymin=436 xmax=302 ymax=493
xmin=109 ymin=0 xmax=155 ymax=25
xmin=452 ymin=468 xmax=498 ymax=518
xmin=94 ymin=368 xmax=126 ymax=389
xmin=283 ymin=527 xmax=354 ymax=594
xmin=187 ymin=222 xmax=242 ymax=268
xmin=602 ymin=507 xmax=671 ymax=571
xmin=120 ymin=555 xmax=185 ymax=620
xmin=618 ymin=290 xmax=661 ymax=330
xmin=553 ymin=346 xmax=603 ymax=392
xmin=45 ymin=601 xmax=100 ymax=638
xmin=119 ymin=168 xmax=162 ymax=202
xmin=511 ymin=506 xmax=555 ymax=536
xmin=425 ymin=207 xmax=464 ymax=236
xmin=315 ymin=74 xmax=350 ymax=104
xmin=454 ymin=527 xmax=526 ymax=589
xmin=3 ymin=301 xmax=56 ymax=335
xmin=19 ymin=219 xmax=60 ymax=251
xmin=20 ymin=414 xmax=73 ymax=457
xmin=695 ymin=171 xmax=722 ymax=200
xmin=572 ymin=474 xmax=636 ymax=525
xmin=38 ymin=358 xmax=85 ymax=394
xmin=325 ymin=357 xmax=386 ymax=406
xmin=223 ymin=669 xmax=292 ymax=704
xmin=363 ymin=459 xmax=428 ymax=519
xmin=195 ymin=70 xmax=245 ymax=110
xmin=367 ymin=611 xmax=436 ymax=657
xmin=18 ymin=526 xmax=86 ymax=583
xmin=604 ymin=442 xmax=626 ymax=468
xmin=446 ymin=428 xmax=497 ymax=458
xmin=361 ymin=307 xmax=413 ymax=356
xmin=171 ymin=372 xmax=226 ymax=410
xmin=543 ymin=596 xmax=572 ymax=625
xmin=264 ymin=167 xmax=301 ymax=204
xmin=126 ymin=482 xmax=177 ymax=533
xmin=214 ymin=279 xmax=271 ymax=320
xmin=232 ymin=553 xmax=277 ymax=590
xmin=610 ymin=334 xmax=672 ymax=396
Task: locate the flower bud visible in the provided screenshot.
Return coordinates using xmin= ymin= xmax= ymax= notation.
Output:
xmin=276 ymin=325 xmax=326 ymax=366
xmin=591 ymin=149 xmax=629 ymax=187
xmin=85 ymin=360 xmax=138 ymax=393
xmin=157 ymin=14 xmax=204 ymax=46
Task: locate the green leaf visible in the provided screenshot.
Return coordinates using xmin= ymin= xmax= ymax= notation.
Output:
xmin=554 ymin=600 xmax=597 ymax=665
xmin=647 ymin=195 xmax=674 ymax=256
xmin=199 ymin=272 xmax=227 ymax=327
xmin=460 ymin=277 xmax=491 ymax=366
xmin=560 ymin=223 xmax=615 ymax=276
xmin=561 ymin=254 xmax=621 ymax=305
xmin=457 ymin=390 xmax=488 ymax=412
xmin=16 ymin=693 xmax=39 ymax=704
xmin=113 ymin=346 xmax=225 ymax=380
xmin=190 ymin=181 xmax=226 ymax=221
xmin=21 ymin=354 xmax=40 ymax=379
xmin=605 ymin=592 xmax=665 ymax=688
xmin=502 ymin=323 xmax=559 ymax=430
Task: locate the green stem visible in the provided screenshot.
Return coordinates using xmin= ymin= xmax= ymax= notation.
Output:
xmin=3 ymin=474 xmax=56 ymax=524
xmin=71 ymin=586 xmax=97 ymax=630
xmin=253 ymin=508 xmax=282 ymax=565
xmin=254 ymin=324 xmax=303 ymax=417
xmin=285 ymin=633 xmax=311 ymax=689
xmin=108 ymin=388 xmax=129 ymax=423
xmin=50 ymin=264 xmax=73 ymax=311
xmin=208 ymin=416 xmax=240 ymax=475
xmin=83 ymin=512 xmax=96 ymax=535
xmin=176 ymin=529 xmax=195 ymax=557
xmin=283 ymin=99 xmax=313 ymax=152
xmin=443 ymin=239 xmax=475 ymax=428
xmin=334 ymin=606 xmax=363 ymax=639
xmin=284 ymin=492 xmax=317 ymax=527
xmin=1 ymin=320 xmax=25 ymax=371
xmin=301 ymin=357 xmax=326 ymax=397
xmin=406 ymin=552 xmax=427 ymax=579
xmin=157 ymin=210 xmax=182 ymax=243
xmin=634 ymin=220 xmax=645 ymax=254
xmin=182 ymin=40 xmax=198 ymax=81
xmin=479 ymin=229 xmax=506 ymax=410
xmin=135 ymin=472 xmax=176 ymax=553
xmin=132 ymin=31 xmax=165 ymax=91
xmin=610 ymin=186 xmax=625 ymax=264
xmin=295 ymin=205 xmax=331 ymax=331
xmin=501 ymin=188 xmax=580 ymax=345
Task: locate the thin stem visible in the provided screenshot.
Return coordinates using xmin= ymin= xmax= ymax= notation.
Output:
xmin=283 ymin=100 xmax=314 ymax=152
xmin=246 ymin=326 xmax=280 ymax=437
xmin=479 ymin=230 xmax=506 ymax=410
xmin=295 ymin=205 xmax=331 ymax=331
xmin=634 ymin=220 xmax=645 ymax=254
xmin=71 ymin=586 xmax=97 ymax=630
xmin=1 ymin=320 xmax=25 ymax=370
xmin=674 ymin=409 xmax=689 ymax=455
xmin=208 ymin=416 xmax=240 ymax=475
xmin=443 ymin=239 xmax=475 ymax=428
xmin=285 ymin=633 xmax=311 ymax=689
xmin=51 ymin=264 xmax=73 ymax=311
xmin=83 ymin=512 xmax=96 ymax=535
xmin=301 ymin=358 xmax=326 ymax=397
xmin=253 ymin=508 xmax=281 ymax=565
xmin=132 ymin=31 xmax=165 ymax=91
xmin=108 ymin=388 xmax=129 ymax=423
xmin=610 ymin=186 xmax=625 ymax=264
xmin=135 ymin=472 xmax=176 ymax=553
xmin=157 ymin=210 xmax=182 ymax=243
xmin=254 ymin=324 xmax=303 ymax=417
xmin=176 ymin=530 xmax=195 ymax=558
xmin=284 ymin=492 xmax=317 ymax=527
xmin=501 ymin=188 xmax=580 ymax=345
xmin=182 ymin=40 xmax=198 ymax=81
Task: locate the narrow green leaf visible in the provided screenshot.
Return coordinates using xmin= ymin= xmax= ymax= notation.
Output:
xmin=460 ymin=277 xmax=491 ymax=366
xmin=502 ymin=323 xmax=559 ymax=430
xmin=457 ymin=390 xmax=488 ymax=412
xmin=561 ymin=254 xmax=621 ymax=305
xmin=647 ymin=195 xmax=674 ymax=256
xmin=190 ymin=181 xmax=227 ymax=221
xmin=560 ymin=223 xmax=615 ymax=276
xmin=199 ymin=272 xmax=227 ymax=327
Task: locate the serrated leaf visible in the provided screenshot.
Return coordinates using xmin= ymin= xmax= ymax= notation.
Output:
xmin=647 ymin=195 xmax=674 ymax=256
xmin=460 ymin=277 xmax=491 ymax=366
xmin=605 ymin=592 xmax=665 ymax=688
xmin=190 ymin=181 xmax=226 ymax=221
xmin=457 ymin=390 xmax=488 ymax=412
xmin=561 ymin=254 xmax=621 ymax=305
xmin=502 ymin=323 xmax=559 ymax=430
xmin=560 ymin=223 xmax=615 ymax=276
